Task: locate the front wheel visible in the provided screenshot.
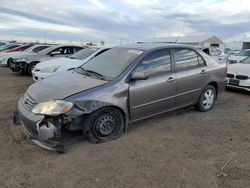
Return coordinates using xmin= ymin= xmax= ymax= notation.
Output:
xmin=196 ymin=85 xmax=216 ymax=112
xmin=26 ymin=62 xmax=37 ymax=76
xmin=82 ymin=107 xmax=125 ymax=144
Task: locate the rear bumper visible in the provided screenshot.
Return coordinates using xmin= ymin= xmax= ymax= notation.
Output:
xmin=18 ymin=97 xmax=65 ymax=152
xmin=227 ymin=85 xmax=250 ymax=92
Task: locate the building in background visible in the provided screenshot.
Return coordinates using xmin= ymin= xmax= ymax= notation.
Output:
xmin=242 ymin=39 xmax=250 ymax=50
xmin=138 ymin=35 xmax=224 ymax=48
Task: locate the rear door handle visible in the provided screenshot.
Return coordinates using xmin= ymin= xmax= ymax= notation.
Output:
xmin=167 ymin=77 xmax=175 ymax=82
xmin=200 ymin=69 xmax=207 ymax=74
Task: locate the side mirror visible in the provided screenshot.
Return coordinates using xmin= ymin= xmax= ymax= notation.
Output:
xmin=130 ymin=72 xmax=149 ymax=81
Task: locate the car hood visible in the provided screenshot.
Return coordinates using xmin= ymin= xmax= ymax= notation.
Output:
xmin=228 ymin=55 xmax=247 ymax=62
xmin=13 ymin=52 xmax=40 ymax=59
xmin=228 ymin=63 xmax=250 ymax=76
xmin=35 ymin=57 xmax=83 ymax=70
xmin=27 ymin=70 xmax=108 ymax=103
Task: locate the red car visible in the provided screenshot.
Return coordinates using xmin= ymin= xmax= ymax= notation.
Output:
xmin=0 ymin=44 xmax=21 ymax=52
xmin=1 ymin=44 xmax=34 ymax=53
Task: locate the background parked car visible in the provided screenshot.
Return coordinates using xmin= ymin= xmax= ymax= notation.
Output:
xmin=0 ymin=41 xmax=7 ymax=48
xmin=196 ymin=46 xmax=227 ymax=64
xmin=227 ymin=49 xmax=250 ymax=64
xmin=0 ymin=44 xmax=34 ymax=53
xmin=10 ymin=45 xmax=84 ymax=75
xmin=17 ymin=43 xmax=227 ymax=151
xmin=227 ymin=57 xmax=250 ymax=91
xmin=0 ymin=44 xmax=21 ymax=52
xmin=0 ymin=44 xmax=52 ymax=66
xmin=32 ymin=46 xmax=112 ymax=81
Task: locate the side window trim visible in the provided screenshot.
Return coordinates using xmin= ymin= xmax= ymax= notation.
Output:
xmin=195 ymin=51 xmax=207 ymax=67
xmin=172 ymin=48 xmax=206 ymax=72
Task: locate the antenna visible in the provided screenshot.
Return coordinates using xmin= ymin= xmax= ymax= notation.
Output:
xmin=174 ymin=25 xmax=184 ymax=44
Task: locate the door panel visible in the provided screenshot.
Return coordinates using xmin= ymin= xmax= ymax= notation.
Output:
xmin=173 ymin=48 xmax=208 ymax=106
xmin=129 ymin=73 xmax=176 ymax=120
xmin=128 ymin=49 xmax=176 ymax=120
xmin=175 ymin=68 xmax=208 ymax=106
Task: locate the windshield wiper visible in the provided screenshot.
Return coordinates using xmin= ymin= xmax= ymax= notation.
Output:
xmin=84 ymin=69 xmax=106 ymax=80
xmin=77 ymin=67 xmax=106 ymax=80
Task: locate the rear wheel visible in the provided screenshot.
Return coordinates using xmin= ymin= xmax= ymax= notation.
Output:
xmin=26 ymin=62 xmax=37 ymax=76
xmin=82 ymin=107 xmax=125 ymax=144
xmin=196 ymin=85 xmax=216 ymax=112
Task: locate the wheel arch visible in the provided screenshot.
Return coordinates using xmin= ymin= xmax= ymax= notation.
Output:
xmin=86 ymin=105 xmax=128 ymax=132
xmin=207 ymin=81 xmax=218 ymax=98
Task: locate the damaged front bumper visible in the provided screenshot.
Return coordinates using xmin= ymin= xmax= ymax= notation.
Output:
xmin=10 ymin=61 xmax=26 ymax=72
xmin=17 ymin=97 xmax=66 ymax=153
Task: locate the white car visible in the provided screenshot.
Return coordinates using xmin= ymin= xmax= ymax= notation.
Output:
xmin=227 ymin=49 xmax=250 ymax=64
xmin=196 ymin=47 xmax=227 ymax=64
xmin=209 ymin=47 xmax=227 ymax=64
xmin=227 ymin=57 xmax=250 ymax=91
xmin=32 ymin=46 xmax=112 ymax=81
xmin=0 ymin=44 xmax=51 ymax=65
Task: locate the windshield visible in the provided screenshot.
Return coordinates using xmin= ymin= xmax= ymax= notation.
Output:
xmin=236 ymin=50 xmax=250 ymax=56
xmin=0 ymin=45 xmax=19 ymax=51
xmin=24 ymin=45 xmax=35 ymax=52
xmin=70 ymin=47 xmax=99 ymax=60
xmin=78 ymin=47 xmax=143 ymax=80
xmin=0 ymin=45 xmax=8 ymax=50
xmin=241 ymin=58 xmax=250 ymax=64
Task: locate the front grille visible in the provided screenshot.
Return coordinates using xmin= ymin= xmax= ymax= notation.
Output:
xmin=236 ymin=75 xmax=249 ymax=80
xmin=227 ymin=73 xmax=234 ymax=78
xmin=23 ymin=93 xmax=37 ymax=111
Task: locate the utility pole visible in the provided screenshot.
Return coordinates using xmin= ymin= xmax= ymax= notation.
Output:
xmin=44 ymin=32 xmax=47 ymax=44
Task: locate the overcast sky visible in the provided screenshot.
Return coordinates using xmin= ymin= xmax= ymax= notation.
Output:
xmin=0 ymin=0 xmax=250 ymax=44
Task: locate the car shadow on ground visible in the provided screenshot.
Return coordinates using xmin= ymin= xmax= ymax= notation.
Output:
xmin=226 ymin=88 xmax=250 ymax=96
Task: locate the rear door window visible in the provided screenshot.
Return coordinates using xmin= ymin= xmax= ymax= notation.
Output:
xmin=174 ymin=49 xmax=201 ymax=72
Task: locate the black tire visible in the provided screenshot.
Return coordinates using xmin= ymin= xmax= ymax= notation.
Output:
xmin=7 ymin=58 xmax=12 ymax=67
xmin=196 ymin=85 xmax=217 ymax=112
xmin=83 ymin=107 xmax=125 ymax=144
xmin=26 ymin=62 xmax=37 ymax=76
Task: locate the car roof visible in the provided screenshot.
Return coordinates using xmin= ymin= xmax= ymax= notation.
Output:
xmin=118 ymin=43 xmax=198 ymax=51
xmin=90 ymin=45 xmax=115 ymax=50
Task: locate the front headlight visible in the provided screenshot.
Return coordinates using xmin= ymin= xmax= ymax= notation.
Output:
xmin=32 ymin=100 xmax=73 ymax=115
xmin=14 ymin=58 xmax=27 ymax=62
xmin=40 ymin=65 xmax=60 ymax=73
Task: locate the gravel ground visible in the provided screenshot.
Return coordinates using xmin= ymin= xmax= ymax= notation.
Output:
xmin=0 ymin=65 xmax=249 ymax=188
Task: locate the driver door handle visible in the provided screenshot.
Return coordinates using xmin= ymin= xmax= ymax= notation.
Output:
xmin=200 ymin=69 xmax=207 ymax=74
xmin=167 ymin=77 xmax=175 ymax=82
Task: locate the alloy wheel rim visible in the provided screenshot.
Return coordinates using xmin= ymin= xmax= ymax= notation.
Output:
xmin=203 ymin=89 xmax=214 ymax=110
